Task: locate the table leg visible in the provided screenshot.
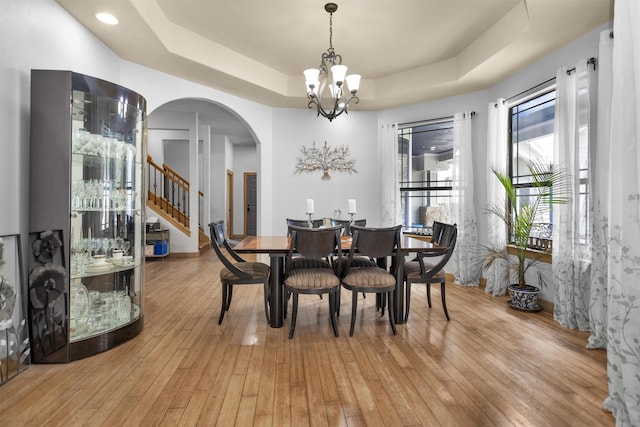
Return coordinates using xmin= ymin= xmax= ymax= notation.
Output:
xmin=389 ymin=255 xmax=405 ymax=324
xmin=269 ymin=255 xmax=284 ymax=328
xmin=393 ymin=260 xmax=405 ymax=324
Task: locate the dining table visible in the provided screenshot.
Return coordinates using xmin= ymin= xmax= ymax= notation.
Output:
xmin=233 ymin=233 xmax=446 ymax=328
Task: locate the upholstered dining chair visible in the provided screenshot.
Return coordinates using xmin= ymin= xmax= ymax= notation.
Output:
xmin=208 ymin=220 xmax=270 ymax=325
xmin=340 ymin=224 xmax=403 ymax=336
xmin=404 ymin=222 xmax=457 ymax=321
xmin=330 ymin=218 xmax=375 ymax=304
xmin=283 ymin=225 xmax=343 ymax=338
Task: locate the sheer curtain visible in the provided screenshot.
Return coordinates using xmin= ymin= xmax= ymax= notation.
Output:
xmin=450 ymin=112 xmax=479 ymax=286
xmin=552 ymin=60 xmax=594 ymax=330
xmin=485 ymin=99 xmax=509 ymax=295
xmin=601 ymin=0 xmax=640 ymax=423
xmin=587 ymin=29 xmax=613 ymax=350
xmin=380 ymin=123 xmax=400 ymax=227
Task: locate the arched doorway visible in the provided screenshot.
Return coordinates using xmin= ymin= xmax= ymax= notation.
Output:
xmin=147 ymin=98 xmax=259 ymax=252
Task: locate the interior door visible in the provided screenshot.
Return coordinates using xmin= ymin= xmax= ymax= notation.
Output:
xmin=245 ymin=173 xmax=257 ymax=236
xmin=227 ymin=170 xmax=233 ymax=238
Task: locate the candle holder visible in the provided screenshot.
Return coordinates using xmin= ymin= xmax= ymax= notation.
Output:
xmin=307 ymin=213 xmax=314 ymax=228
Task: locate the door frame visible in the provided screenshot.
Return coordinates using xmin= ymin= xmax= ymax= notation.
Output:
xmin=226 ymin=169 xmax=233 ymax=238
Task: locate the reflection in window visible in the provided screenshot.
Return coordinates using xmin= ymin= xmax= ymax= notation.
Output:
xmin=510 ymin=90 xmax=557 ymax=244
xmin=397 ymin=118 xmax=453 ymax=232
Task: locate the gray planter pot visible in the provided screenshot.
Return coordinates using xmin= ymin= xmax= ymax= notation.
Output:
xmin=508 ymin=284 xmax=541 ymax=312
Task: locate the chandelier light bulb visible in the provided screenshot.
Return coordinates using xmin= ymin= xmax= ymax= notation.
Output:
xmin=345 ymin=74 xmax=361 ymax=94
xmin=331 ymin=64 xmax=348 ymax=85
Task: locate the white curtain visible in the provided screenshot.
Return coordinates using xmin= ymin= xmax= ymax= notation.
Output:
xmin=601 ymin=0 xmax=640 ymax=424
xmin=485 ymin=99 xmax=509 ymax=295
xmin=380 ymin=123 xmax=400 ymax=227
xmin=450 ymin=112 xmax=479 ymax=286
xmin=587 ymin=29 xmax=613 ymax=350
xmin=552 ymin=61 xmax=594 ymax=330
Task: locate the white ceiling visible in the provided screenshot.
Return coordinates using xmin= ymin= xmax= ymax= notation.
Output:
xmin=56 ymin=0 xmax=613 ymax=111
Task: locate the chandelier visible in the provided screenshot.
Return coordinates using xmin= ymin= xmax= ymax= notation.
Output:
xmin=304 ymin=3 xmax=360 ymax=122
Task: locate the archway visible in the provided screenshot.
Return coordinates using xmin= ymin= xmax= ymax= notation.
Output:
xmin=147 ymin=98 xmax=260 ymax=253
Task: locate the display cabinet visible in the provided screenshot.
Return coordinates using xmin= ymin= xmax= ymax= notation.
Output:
xmin=28 ymin=70 xmax=146 ymax=362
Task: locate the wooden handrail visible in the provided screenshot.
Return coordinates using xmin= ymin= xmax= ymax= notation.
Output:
xmin=162 ymin=162 xmax=190 ymax=192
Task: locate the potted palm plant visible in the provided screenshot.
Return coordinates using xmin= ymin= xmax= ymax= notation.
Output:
xmin=482 ymin=161 xmax=570 ymax=311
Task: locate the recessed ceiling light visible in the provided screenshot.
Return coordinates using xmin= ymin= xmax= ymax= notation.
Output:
xmin=430 ymin=147 xmax=437 ymax=151
xmin=96 ymin=12 xmax=119 ymax=25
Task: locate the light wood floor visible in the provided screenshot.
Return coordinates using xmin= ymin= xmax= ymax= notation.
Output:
xmin=0 ymin=250 xmax=614 ymax=426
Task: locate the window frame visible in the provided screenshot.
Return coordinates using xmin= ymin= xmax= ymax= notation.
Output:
xmin=507 ymin=86 xmax=557 ymax=250
xmin=397 ymin=117 xmax=454 ymax=231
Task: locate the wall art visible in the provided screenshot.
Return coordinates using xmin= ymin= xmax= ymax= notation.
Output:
xmin=0 ymin=235 xmax=30 ymax=384
xmin=27 ymin=230 xmax=67 ymax=363
xmin=295 ymin=141 xmax=357 ymax=180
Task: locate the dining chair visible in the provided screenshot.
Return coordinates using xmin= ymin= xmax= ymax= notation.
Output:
xmin=330 ymin=218 xmax=366 ymax=236
xmin=340 ymin=224 xmax=403 ymax=336
xmin=286 ymin=218 xmax=324 ymax=229
xmin=404 ymin=222 xmax=457 ymax=321
xmin=283 ymin=225 xmax=343 ymax=338
xmin=208 ymin=220 xmax=270 ymax=325
xmin=431 ymin=220 xmax=446 ymax=244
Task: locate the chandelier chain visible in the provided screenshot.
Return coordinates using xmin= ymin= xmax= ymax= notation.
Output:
xmin=329 ymin=11 xmax=333 ymax=50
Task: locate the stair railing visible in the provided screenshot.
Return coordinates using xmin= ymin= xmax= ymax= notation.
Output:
xmin=147 ymin=155 xmax=191 ymax=229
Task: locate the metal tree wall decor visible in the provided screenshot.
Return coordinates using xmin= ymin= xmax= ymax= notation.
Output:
xmin=295 ymin=141 xmax=357 ymax=180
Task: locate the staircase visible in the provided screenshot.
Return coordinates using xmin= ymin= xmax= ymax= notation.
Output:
xmin=147 ymin=155 xmax=210 ymax=250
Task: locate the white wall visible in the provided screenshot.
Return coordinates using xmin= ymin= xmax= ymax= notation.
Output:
xmin=271 ymin=108 xmax=379 ymax=235
xmin=0 ymin=0 xmax=121 ymax=237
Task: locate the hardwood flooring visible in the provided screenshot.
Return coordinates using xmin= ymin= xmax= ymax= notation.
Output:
xmin=0 ymin=251 xmax=614 ymax=426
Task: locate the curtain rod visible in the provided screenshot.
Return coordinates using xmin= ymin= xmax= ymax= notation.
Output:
xmin=502 ymin=56 xmax=597 ymax=105
xmin=398 ymin=111 xmax=475 ymax=128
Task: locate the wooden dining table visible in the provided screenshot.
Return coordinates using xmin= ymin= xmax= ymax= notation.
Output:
xmin=233 ymin=233 xmax=446 ymax=328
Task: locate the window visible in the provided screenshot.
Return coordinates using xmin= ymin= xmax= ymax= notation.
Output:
xmin=397 ymin=118 xmax=454 ymax=231
xmin=509 ymin=90 xmax=556 ymax=245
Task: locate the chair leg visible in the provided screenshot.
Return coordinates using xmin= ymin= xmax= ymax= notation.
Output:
xmin=227 ymin=286 xmax=234 ymax=310
xmin=284 ymin=290 xmax=290 ymax=319
xmin=329 ymin=291 xmax=339 ymax=337
xmin=349 ymin=291 xmax=358 ymax=336
xmin=426 ymin=283 xmax=432 ymax=308
xmin=404 ymin=280 xmax=412 ymax=322
xmin=380 ymin=293 xmax=386 ymax=317
xmin=263 ymin=283 xmax=270 ymax=323
xmin=387 ymin=291 xmax=397 ymax=335
xmin=218 ymin=284 xmax=228 ymax=325
xmin=441 ymin=283 xmax=450 ymax=321
xmin=289 ymin=292 xmax=299 ymax=339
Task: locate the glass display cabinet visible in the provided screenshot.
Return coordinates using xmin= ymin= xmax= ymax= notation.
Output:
xmin=28 ymin=70 xmax=146 ymax=362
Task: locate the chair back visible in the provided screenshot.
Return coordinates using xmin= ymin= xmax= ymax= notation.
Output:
xmin=330 ymin=218 xmax=366 ymax=236
xmin=286 ymin=218 xmax=324 ymax=228
xmin=287 ymin=225 xmax=342 ymax=258
xmin=208 ymin=220 xmax=250 ymax=279
xmin=286 ymin=225 xmax=343 ymax=270
xmin=418 ymin=223 xmax=458 ymax=276
xmin=349 ymin=224 xmax=402 ymax=260
xmin=432 ymin=221 xmax=446 ymax=244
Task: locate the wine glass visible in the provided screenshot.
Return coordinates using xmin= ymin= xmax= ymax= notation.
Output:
xmin=122 ymin=240 xmax=131 ymax=256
